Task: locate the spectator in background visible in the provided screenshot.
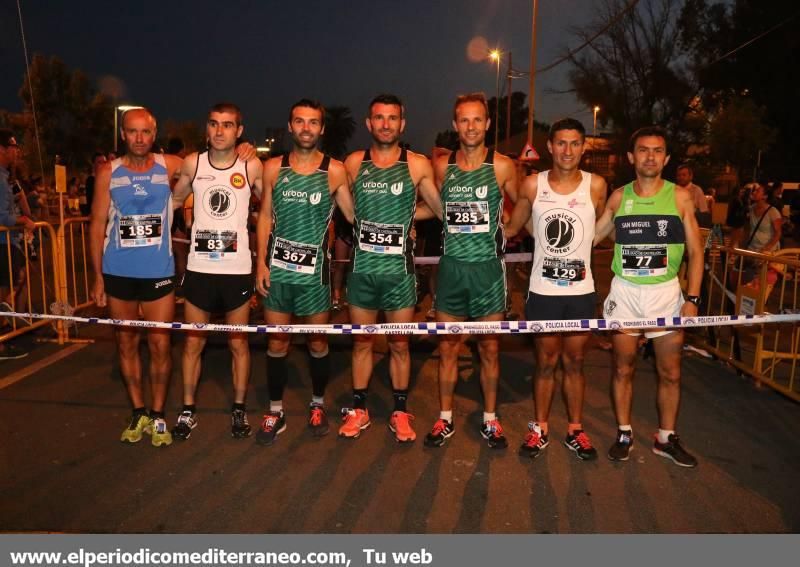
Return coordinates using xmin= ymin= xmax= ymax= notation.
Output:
xmin=733 ymin=183 xmax=781 ymax=254
xmin=1 ymin=129 xmax=36 ymax=360
xmin=67 ymin=177 xmax=81 ymax=216
xmin=726 ymin=184 xmax=749 ymax=247
xmin=84 ymin=153 xmax=107 ymax=216
xmin=676 ymin=163 xmax=711 ymax=228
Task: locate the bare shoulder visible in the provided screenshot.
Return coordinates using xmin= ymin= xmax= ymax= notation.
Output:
xmin=245 ymin=156 xmax=263 ymax=171
xmin=327 ymin=158 xmax=346 ymax=177
xmin=163 ymin=153 xmax=183 ymax=174
xmin=493 ymin=151 xmax=516 ymax=171
xmin=344 ymin=150 xmax=366 ymax=167
xmin=589 ymin=173 xmax=607 ymax=192
xmin=97 ymin=161 xmax=113 ymax=176
xmin=607 ymin=186 xmax=625 ymax=210
xmin=406 ymin=150 xmax=432 ymax=166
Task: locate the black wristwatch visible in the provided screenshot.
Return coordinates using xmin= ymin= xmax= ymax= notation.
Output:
xmin=685 ymin=295 xmax=701 ymax=307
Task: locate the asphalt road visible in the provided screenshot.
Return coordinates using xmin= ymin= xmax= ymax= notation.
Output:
xmin=1 ymin=291 xmax=799 ymax=533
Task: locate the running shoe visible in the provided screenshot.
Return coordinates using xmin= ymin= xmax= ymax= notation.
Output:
xmin=519 ymin=421 xmax=549 ymax=458
xmin=423 ymin=418 xmax=454 ymax=447
xmin=256 ymin=411 xmax=286 ymax=446
xmin=308 ymin=404 xmax=330 ymax=437
xmin=480 ymin=418 xmax=508 ymax=449
xmin=171 ymin=410 xmax=197 ymax=441
xmin=120 ymin=412 xmax=152 ymax=444
xmin=608 ymin=429 xmax=634 ymax=461
xmin=231 ymin=408 xmax=252 ymax=439
xmin=389 ymin=411 xmax=416 ymax=443
xmin=564 ymin=429 xmax=598 ymax=460
xmin=0 ymin=344 xmax=28 ymax=360
xmin=653 ymin=433 xmax=698 ymax=468
xmin=147 ymin=417 xmax=173 ymax=447
xmin=338 ymin=408 xmax=370 ymax=438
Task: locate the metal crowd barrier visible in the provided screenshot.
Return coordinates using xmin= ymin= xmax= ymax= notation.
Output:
xmin=700 ymin=244 xmax=800 ymax=401
xmin=0 ymin=222 xmax=60 ymax=343
xmin=58 ymin=217 xmax=93 ymax=314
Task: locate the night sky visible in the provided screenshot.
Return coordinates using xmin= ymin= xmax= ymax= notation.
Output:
xmin=1 ymin=0 xmax=596 ymax=152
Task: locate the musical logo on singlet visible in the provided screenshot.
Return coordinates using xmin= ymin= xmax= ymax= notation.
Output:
xmin=203 ymin=186 xmax=236 ymax=220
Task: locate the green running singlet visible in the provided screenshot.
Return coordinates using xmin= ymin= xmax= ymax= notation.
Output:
xmin=268 ymin=154 xmax=334 ymax=286
xmin=440 ymin=149 xmax=504 ymax=262
xmin=612 ymin=181 xmax=686 ymax=284
xmin=351 ymin=148 xmax=417 ymax=276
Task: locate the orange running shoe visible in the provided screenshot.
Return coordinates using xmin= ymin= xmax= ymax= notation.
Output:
xmin=338 ymin=408 xmax=370 ymax=438
xmin=389 ymin=411 xmax=416 ymax=443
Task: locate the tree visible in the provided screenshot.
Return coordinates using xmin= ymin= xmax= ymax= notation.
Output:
xmin=708 ymin=97 xmax=777 ymax=180
xmin=567 ymin=0 xmax=700 ymax=162
xmin=320 ymin=106 xmax=355 ymax=159
xmin=487 ymin=91 xmax=529 ymax=145
xmin=678 ymin=0 xmax=800 ymax=178
xmin=17 ymin=54 xmax=113 ymax=176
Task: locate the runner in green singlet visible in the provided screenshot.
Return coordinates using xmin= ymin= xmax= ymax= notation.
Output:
xmin=338 ymin=94 xmax=442 ymax=443
xmin=594 ymin=126 xmax=703 ymax=468
xmin=254 ymin=99 xmax=353 ymax=446
xmin=424 ymin=93 xmax=519 ymax=449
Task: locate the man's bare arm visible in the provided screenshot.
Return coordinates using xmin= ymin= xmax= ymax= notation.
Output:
xmin=171 ymin=153 xmax=198 ymax=206
xmin=506 ymin=172 xmax=536 ymax=238
xmin=329 ymin=160 xmax=354 ymax=224
xmin=409 ymin=152 xmax=442 ymax=220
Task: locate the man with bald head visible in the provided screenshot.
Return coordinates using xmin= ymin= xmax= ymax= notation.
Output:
xmin=90 ymin=108 xmax=183 ymax=447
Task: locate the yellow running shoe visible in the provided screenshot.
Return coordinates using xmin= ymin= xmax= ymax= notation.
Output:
xmin=120 ymin=413 xmax=152 ymax=444
xmin=146 ymin=417 xmax=173 ymax=447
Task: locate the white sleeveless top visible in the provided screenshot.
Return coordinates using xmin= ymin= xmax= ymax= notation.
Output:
xmin=529 ymin=170 xmax=595 ymax=295
xmin=187 ymin=152 xmax=252 ymax=274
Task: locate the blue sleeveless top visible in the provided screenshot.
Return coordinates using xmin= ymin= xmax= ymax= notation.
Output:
xmin=102 ymin=155 xmax=174 ymax=278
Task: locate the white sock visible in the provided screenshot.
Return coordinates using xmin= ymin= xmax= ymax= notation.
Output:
xmin=270 ymin=401 xmax=283 ymax=414
xmin=483 ymin=412 xmax=496 ymax=423
xmin=657 ymin=429 xmax=674 ymax=444
xmin=439 ymin=410 xmax=453 ymax=423
xmin=618 ymin=424 xmax=632 ymax=432
xmin=311 ymin=396 xmax=324 ymax=406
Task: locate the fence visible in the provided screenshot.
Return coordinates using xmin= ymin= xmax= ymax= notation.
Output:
xmin=699 ymin=244 xmax=800 ymax=401
xmin=1 ymin=217 xmax=91 ymax=346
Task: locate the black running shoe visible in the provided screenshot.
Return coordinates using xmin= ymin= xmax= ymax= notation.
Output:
xmin=653 ymin=434 xmax=698 ymax=468
xmin=308 ymin=404 xmax=330 ymax=437
xmin=231 ymin=408 xmax=252 ymax=439
xmin=564 ymin=430 xmax=598 ymax=461
xmin=519 ymin=421 xmax=549 ymax=458
xmin=172 ymin=411 xmax=197 ymax=441
xmin=480 ymin=419 xmax=508 ymax=449
xmin=608 ymin=429 xmax=634 ymax=461
xmin=424 ymin=419 xmax=454 ymax=447
xmin=256 ymin=411 xmax=286 ymax=446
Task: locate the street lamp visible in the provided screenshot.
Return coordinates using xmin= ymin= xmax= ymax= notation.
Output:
xmin=593 ymin=106 xmax=600 ymax=138
xmin=489 ymin=49 xmax=501 ymax=149
xmin=114 ymin=105 xmax=143 ymax=153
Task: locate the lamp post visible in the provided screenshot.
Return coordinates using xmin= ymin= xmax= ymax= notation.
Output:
xmin=593 ymin=106 xmax=600 ymax=137
xmin=114 ymin=105 xmax=143 ymax=153
xmin=489 ymin=49 xmax=501 ymax=149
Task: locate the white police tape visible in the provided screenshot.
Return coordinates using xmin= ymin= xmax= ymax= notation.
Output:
xmin=3 ymin=311 xmax=799 ymax=335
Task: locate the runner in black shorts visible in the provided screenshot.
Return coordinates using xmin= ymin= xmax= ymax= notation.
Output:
xmin=90 ymin=108 xmax=184 ymax=447
xmin=506 ymin=118 xmax=607 ymax=460
xmin=171 ymin=102 xmax=263 ymax=441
